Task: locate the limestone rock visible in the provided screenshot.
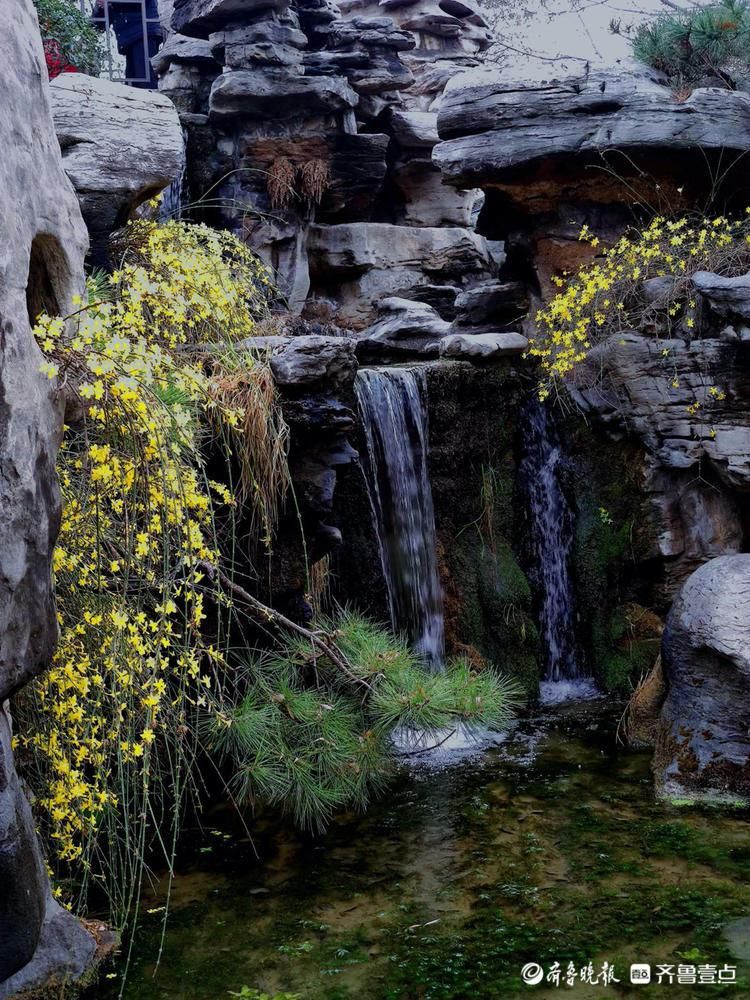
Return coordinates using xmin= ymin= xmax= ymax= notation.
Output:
xmin=209 ymin=68 xmax=359 ymax=120
xmin=454 ymin=281 xmax=528 ymax=326
xmin=572 ymin=334 xmax=750 ymax=486
xmin=656 ymin=555 xmax=750 ymax=805
xmin=0 ymin=0 xmax=94 ymax=989
xmin=692 ymin=270 xmax=750 ymax=321
xmin=356 ymin=297 xmax=450 ymax=358
xmin=310 ymin=222 xmax=491 ymax=276
xmin=50 ymin=75 xmax=183 ymax=264
xmin=308 ymin=222 xmax=494 ymax=326
xmin=328 ymin=16 xmax=415 ymax=51
xmin=389 ymin=109 xmax=439 ymax=148
xmin=571 ymin=333 xmax=749 ymax=595
xmin=209 ymin=22 xmax=307 ymax=69
xmin=173 ymin=0 xmax=286 ymax=36
xmin=268 ymin=335 xmax=358 ymax=390
xmin=151 ymin=32 xmax=218 ymax=75
xmin=439 ymin=331 xmax=528 ymax=360
xmin=392 ymin=160 xmax=483 ymax=228
xmin=435 ymin=67 xmax=750 ymax=194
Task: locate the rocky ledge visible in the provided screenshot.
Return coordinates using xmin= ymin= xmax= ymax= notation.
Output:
xmin=434 ymin=65 xmax=750 ymax=199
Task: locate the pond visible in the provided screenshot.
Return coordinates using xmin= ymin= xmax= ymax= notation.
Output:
xmin=96 ymin=702 xmax=750 ymax=999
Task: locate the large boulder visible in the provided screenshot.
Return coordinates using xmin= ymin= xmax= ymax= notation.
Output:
xmin=656 ymin=555 xmax=750 ymax=805
xmin=0 ymin=0 xmax=95 ymax=992
xmin=356 ymin=297 xmax=450 ymax=359
xmin=50 ymin=74 xmax=184 ymax=265
xmin=439 ymin=331 xmax=528 ymax=360
xmin=209 ymin=69 xmax=359 ymax=121
xmin=173 ymin=0 xmax=287 ymax=37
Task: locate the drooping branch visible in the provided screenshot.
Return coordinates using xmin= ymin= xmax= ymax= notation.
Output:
xmin=197 ymin=561 xmax=374 ymax=693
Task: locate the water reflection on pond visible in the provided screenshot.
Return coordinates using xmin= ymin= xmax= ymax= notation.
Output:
xmin=97 ymin=703 xmax=750 ymax=999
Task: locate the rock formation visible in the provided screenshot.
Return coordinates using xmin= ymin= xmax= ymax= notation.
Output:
xmin=0 ymin=2 xmax=95 ymax=994
xmin=154 ymin=1 xmax=749 ymax=714
xmin=155 ymin=0 xmax=523 ymax=355
xmin=50 ymin=74 xmax=184 ymax=265
xmin=434 ymin=60 xmax=750 ymax=605
xmin=237 ymin=332 xmax=358 ymax=608
xmin=571 ymin=330 xmax=749 ymax=599
xmin=656 ymin=554 xmax=750 ymax=805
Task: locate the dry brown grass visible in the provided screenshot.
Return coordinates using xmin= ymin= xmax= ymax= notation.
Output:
xmin=208 ymin=356 xmax=290 ymax=544
xmin=618 ymin=655 xmax=666 ymax=748
xmin=308 ymin=555 xmax=332 ymax=616
xmin=267 ymin=157 xmax=296 ymax=210
xmin=299 ymin=159 xmax=331 ymax=205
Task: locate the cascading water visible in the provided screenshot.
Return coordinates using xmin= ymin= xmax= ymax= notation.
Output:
xmin=355 ymin=367 xmax=445 ymax=669
xmin=159 ymin=131 xmax=187 ymax=222
xmin=520 ymin=398 xmax=598 ymax=703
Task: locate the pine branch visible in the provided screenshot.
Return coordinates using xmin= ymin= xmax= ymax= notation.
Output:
xmin=196 ymin=561 xmax=374 ymax=693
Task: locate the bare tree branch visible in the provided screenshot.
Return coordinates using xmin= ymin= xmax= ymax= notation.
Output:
xmin=197 ymin=560 xmax=374 ymax=693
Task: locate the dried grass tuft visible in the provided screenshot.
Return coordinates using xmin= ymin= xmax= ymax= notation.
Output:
xmin=618 ymin=655 xmax=666 ymax=747
xmin=299 ymin=158 xmax=331 ymax=205
xmin=267 ymin=157 xmax=296 ymax=210
xmin=208 ymin=356 xmax=290 ymax=544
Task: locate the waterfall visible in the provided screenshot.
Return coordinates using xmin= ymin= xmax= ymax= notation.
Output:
xmin=160 ymin=132 xmax=187 ymax=221
xmin=355 ymin=367 xmax=445 ymax=669
xmin=520 ymin=398 xmax=597 ymax=702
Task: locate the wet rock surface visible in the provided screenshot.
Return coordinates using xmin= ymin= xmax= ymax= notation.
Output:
xmin=571 ymin=331 xmax=750 ymax=596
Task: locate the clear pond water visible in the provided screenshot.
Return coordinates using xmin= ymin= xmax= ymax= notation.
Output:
xmin=97 ymin=703 xmax=750 ymax=999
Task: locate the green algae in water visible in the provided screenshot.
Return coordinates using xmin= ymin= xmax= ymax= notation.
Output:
xmin=93 ymin=705 xmax=750 ymax=1000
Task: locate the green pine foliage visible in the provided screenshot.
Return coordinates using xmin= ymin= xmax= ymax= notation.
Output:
xmin=34 ymin=0 xmax=105 ymax=76
xmin=633 ymin=1 xmax=750 ymax=87
xmin=206 ymin=612 xmax=521 ymax=833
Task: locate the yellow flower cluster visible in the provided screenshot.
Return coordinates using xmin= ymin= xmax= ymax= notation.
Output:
xmin=16 ymin=220 xmax=279 ymax=919
xmin=529 ymin=213 xmax=750 ymax=398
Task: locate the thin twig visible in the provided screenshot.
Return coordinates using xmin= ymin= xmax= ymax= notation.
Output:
xmin=196 ymin=561 xmax=373 ymax=693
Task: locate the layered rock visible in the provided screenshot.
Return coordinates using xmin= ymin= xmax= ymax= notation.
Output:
xmin=156 ymin=0 xmax=504 ymax=337
xmin=432 ymin=59 xmax=750 ymax=604
xmin=435 ymin=67 xmax=750 ymax=192
xmin=50 ymin=75 xmax=183 ymax=265
xmin=656 ymin=555 xmax=750 ymax=805
xmin=308 ymin=222 xmax=494 ymax=326
xmin=434 ymin=64 xmax=750 ymax=297
xmin=0 ymin=1 xmax=95 ymax=993
xmin=570 ymin=298 xmax=750 ymax=598
xmin=238 ymin=333 xmax=358 ymax=611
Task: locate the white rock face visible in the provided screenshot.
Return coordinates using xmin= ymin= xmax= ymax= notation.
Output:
xmin=0 ymin=1 xmax=95 ymax=993
xmin=50 ymin=74 xmax=184 ymax=262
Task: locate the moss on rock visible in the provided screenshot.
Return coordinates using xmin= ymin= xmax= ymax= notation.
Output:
xmin=426 ymin=362 xmax=540 ymax=699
